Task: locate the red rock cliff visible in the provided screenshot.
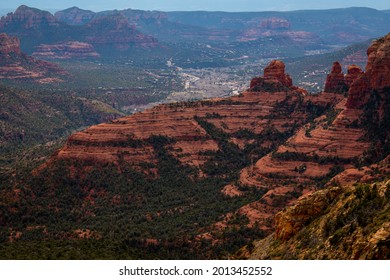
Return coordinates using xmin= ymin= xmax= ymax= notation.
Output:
xmin=347 ymin=33 xmax=390 ymax=108
xmin=0 ymin=33 xmax=21 ymax=56
xmin=345 ymin=64 xmax=364 ymax=87
xmin=0 ymin=5 xmax=60 ymax=29
xmin=0 ymin=33 xmax=67 ymax=82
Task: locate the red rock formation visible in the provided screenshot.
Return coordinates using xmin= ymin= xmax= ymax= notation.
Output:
xmin=34 ymin=36 xmax=390 ymax=238
xmin=324 ymin=61 xmax=347 ymax=93
xmin=0 ymin=33 xmax=67 ymax=82
xmin=250 ymin=60 xmax=296 ymax=92
xmin=0 ymin=5 xmax=60 ymax=29
xmin=365 ymin=34 xmax=390 ymax=90
xmin=347 ymin=33 xmax=390 ymax=108
xmin=33 ymin=41 xmax=100 ymax=59
xmin=264 ymin=60 xmax=293 ymax=87
xmin=0 ymin=33 xmax=21 ymax=56
xmin=345 ymin=64 xmax=363 ymax=87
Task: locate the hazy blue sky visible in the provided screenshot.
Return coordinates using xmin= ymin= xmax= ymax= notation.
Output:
xmin=1 ymin=0 xmax=389 ymax=12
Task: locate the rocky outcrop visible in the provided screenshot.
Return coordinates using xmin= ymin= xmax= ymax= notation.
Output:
xmin=0 ymin=33 xmax=67 ymax=82
xmin=324 ymin=62 xmax=348 ymax=93
xmin=345 ymin=64 xmax=364 ymax=87
xmin=247 ymin=180 xmax=390 ymax=260
xmin=365 ymin=33 xmax=390 ymax=90
xmin=264 ymin=60 xmax=293 ymax=87
xmin=347 ymin=33 xmax=390 ymax=108
xmin=0 ymin=33 xmax=21 ymax=56
xmin=250 ymin=60 xmax=295 ymax=92
xmin=54 ymin=7 xmax=95 ymax=25
xmin=33 ymin=41 xmax=100 ymax=59
xmin=275 ymin=187 xmax=342 ymax=241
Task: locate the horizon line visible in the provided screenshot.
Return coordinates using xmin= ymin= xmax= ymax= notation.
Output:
xmin=0 ymin=5 xmax=389 ymax=14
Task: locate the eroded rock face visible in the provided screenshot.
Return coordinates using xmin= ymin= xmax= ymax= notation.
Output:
xmin=347 ymin=33 xmax=390 ymax=108
xmin=345 ymin=64 xmax=364 ymax=87
xmin=0 ymin=5 xmax=60 ymax=29
xmin=365 ymin=33 xmax=390 ymax=90
xmin=324 ymin=62 xmax=348 ymax=93
xmin=0 ymin=33 xmax=21 ymax=56
xmin=264 ymin=60 xmax=293 ymax=87
xmin=275 ymin=187 xmax=342 ymax=241
xmin=0 ymin=33 xmax=67 ymax=82
xmin=248 ymin=180 xmax=390 ymax=260
xmin=33 ymin=41 xmax=100 ymax=59
xmin=250 ymin=60 xmax=295 ymax=92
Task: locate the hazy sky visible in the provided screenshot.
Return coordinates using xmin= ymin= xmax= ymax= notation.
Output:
xmin=1 ymin=0 xmax=389 ymax=12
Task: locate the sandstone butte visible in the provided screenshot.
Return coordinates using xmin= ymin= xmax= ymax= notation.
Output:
xmin=38 ymin=33 xmax=390 ymax=239
xmin=0 ymin=33 xmax=67 ymax=82
xmin=240 ymin=17 xmax=319 ymax=45
xmin=32 ymin=41 xmax=100 ymax=59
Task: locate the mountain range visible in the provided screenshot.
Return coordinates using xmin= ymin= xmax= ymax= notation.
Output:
xmin=1 ymin=5 xmax=390 ymax=60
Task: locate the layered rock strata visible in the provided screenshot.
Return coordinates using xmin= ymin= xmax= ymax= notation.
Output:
xmin=347 ymin=33 xmax=390 ymax=108
xmin=0 ymin=33 xmax=67 ymax=82
xmin=0 ymin=33 xmax=21 ymax=56
xmin=33 ymin=41 xmax=100 ymax=59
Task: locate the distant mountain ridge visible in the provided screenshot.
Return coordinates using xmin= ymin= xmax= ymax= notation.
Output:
xmin=0 ymin=5 xmax=159 ymax=54
xmin=54 ymin=6 xmax=390 ymax=45
xmin=54 ymin=6 xmax=95 ymax=25
xmin=0 ymin=5 xmax=389 ymax=59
